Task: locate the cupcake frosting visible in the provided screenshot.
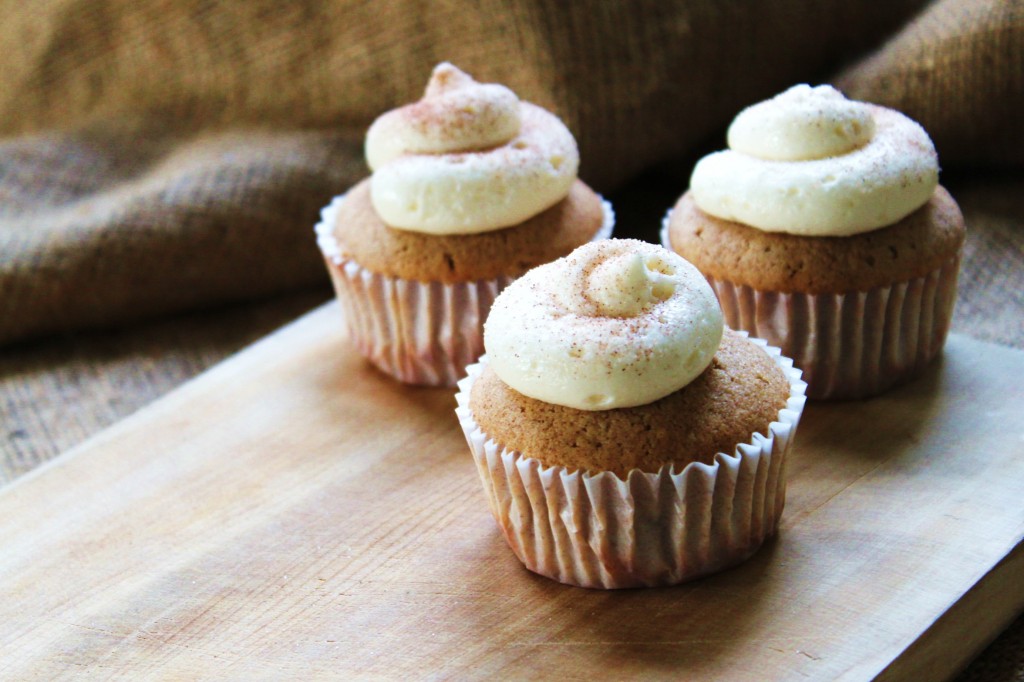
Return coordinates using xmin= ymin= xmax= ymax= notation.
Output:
xmin=365 ymin=63 xmax=580 ymax=235
xmin=689 ymin=84 xmax=939 ymax=237
xmin=483 ymin=239 xmax=723 ymax=411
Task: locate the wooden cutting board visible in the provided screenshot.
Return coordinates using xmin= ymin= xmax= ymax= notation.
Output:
xmin=1 ymin=303 xmax=1021 ymax=681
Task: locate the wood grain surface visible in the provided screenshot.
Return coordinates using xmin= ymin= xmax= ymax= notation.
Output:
xmin=1 ymin=303 xmax=1021 ymax=681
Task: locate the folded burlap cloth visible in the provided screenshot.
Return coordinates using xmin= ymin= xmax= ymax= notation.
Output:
xmin=1 ymin=1 xmax=1021 ymax=679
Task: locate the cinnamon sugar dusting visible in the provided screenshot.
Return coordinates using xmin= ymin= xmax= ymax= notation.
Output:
xmin=691 ymin=84 xmax=939 ymax=236
xmin=484 ymin=239 xmax=724 ymax=411
xmin=364 ymin=62 xmax=580 ymax=235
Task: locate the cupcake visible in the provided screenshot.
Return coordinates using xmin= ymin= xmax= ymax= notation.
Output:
xmin=455 ymin=239 xmax=807 ymax=589
xmin=663 ymin=85 xmax=965 ymax=400
xmin=316 ymin=63 xmax=613 ymax=386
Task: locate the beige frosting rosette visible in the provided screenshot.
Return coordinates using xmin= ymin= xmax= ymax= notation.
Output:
xmin=456 ymin=240 xmax=807 ymax=588
xmin=663 ymin=84 xmax=963 ymax=399
xmin=316 ymin=63 xmax=613 ymax=386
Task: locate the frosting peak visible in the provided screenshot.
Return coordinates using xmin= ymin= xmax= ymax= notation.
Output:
xmin=553 ymin=248 xmax=678 ymax=319
xmin=366 ymin=63 xmax=521 ymax=169
xmin=424 ymin=61 xmax=473 ymax=95
xmin=484 ymin=240 xmax=724 ymax=411
xmin=727 ymin=84 xmax=875 ymax=161
xmin=365 ymin=63 xmax=579 ymax=235
xmin=423 ymin=61 xmax=476 ymax=96
xmin=690 ymin=84 xmax=939 ymax=237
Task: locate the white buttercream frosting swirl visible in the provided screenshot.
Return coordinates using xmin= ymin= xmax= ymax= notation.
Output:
xmin=690 ymin=84 xmax=939 ymax=236
xmin=483 ymin=239 xmax=724 ymax=411
xmin=365 ymin=63 xmax=579 ymax=235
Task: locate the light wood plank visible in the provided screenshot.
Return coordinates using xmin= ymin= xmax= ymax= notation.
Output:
xmin=0 ymin=304 xmax=1021 ymax=681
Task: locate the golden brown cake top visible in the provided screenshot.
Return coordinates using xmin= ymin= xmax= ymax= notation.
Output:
xmin=330 ymin=178 xmax=605 ymax=283
xmin=469 ymin=329 xmax=791 ymax=478
xmin=667 ymin=186 xmax=965 ymax=294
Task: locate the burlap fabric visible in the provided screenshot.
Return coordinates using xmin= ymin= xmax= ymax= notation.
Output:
xmin=1 ymin=1 xmax=1022 ymax=678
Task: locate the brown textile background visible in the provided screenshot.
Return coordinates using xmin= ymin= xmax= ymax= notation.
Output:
xmin=836 ymin=0 xmax=1024 ymax=168
xmin=1 ymin=1 xmax=1022 ymax=678
xmin=3 ymin=0 xmax=1022 ymax=346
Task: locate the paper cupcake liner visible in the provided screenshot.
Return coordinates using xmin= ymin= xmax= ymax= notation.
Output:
xmin=315 ymin=194 xmax=615 ymax=386
xmin=454 ymin=335 xmax=807 ymax=589
xmin=661 ymin=214 xmax=961 ymax=400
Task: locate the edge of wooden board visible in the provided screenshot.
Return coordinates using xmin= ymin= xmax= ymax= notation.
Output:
xmin=2 ymin=303 xmax=1022 ymax=681
xmin=876 ymin=539 xmax=1024 ymax=682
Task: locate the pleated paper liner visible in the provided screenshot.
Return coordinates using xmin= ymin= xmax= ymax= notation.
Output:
xmin=660 ymin=214 xmax=961 ymax=400
xmin=455 ymin=336 xmax=807 ymax=589
xmin=316 ymin=194 xmax=615 ymax=387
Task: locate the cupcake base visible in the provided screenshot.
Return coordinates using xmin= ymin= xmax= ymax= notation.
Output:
xmin=316 ymin=194 xmax=615 ymax=387
xmin=327 ymin=258 xmax=514 ymax=387
xmin=705 ymin=255 xmax=960 ymax=400
xmin=661 ymin=216 xmax=962 ymax=400
xmin=455 ymin=336 xmax=807 ymax=589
